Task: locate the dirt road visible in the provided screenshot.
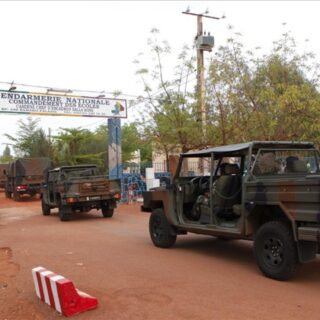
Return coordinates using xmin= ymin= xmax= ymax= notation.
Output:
xmin=0 ymin=192 xmax=319 ymax=320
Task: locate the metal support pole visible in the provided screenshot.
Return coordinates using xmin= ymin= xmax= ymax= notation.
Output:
xmin=197 ymin=15 xmax=206 ymax=133
xmin=108 ymin=118 xmax=122 ymax=179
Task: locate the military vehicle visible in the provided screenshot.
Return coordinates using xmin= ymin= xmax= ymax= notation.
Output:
xmin=5 ymin=157 xmax=52 ymax=201
xmin=0 ymin=163 xmax=9 ymax=188
xmin=142 ymin=141 xmax=320 ymax=280
xmin=41 ymin=165 xmax=121 ymax=221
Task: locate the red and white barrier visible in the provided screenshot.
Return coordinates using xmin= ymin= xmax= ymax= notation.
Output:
xmin=32 ymin=266 xmax=98 ymax=317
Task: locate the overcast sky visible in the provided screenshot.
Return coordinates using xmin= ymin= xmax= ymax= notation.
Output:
xmin=1 ymin=1 xmax=320 ymax=154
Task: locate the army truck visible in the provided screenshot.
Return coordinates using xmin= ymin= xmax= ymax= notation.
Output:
xmin=142 ymin=141 xmax=320 ymax=280
xmin=5 ymin=157 xmax=52 ymax=201
xmin=41 ymin=165 xmax=121 ymax=221
xmin=0 ymin=163 xmax=9 ymax=188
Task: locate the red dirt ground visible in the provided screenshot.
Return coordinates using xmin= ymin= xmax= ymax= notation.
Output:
xmin=0 ymin=191 xmax=319 ymax=320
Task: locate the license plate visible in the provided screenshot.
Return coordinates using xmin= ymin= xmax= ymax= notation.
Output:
xmin=87 ymin=196 xmax=100 ymax=201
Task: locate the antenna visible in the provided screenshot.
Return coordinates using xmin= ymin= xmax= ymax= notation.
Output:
xmin=8 ymin=81 xmax=17 ymax=92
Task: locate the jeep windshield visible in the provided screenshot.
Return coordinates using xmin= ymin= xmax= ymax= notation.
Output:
xmin=179 ymin=157 xmax=211 ymax=177
xmin=60 ymin=167 xmax=99 ymax=180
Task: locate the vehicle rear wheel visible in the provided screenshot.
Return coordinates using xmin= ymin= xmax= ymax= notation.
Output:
xmin=13 ymin=191 xmax=20 ymax=202
xmin=254 ymin=221 xmax=297 ymax=281
xmin=101 ymin=204 xmax=114 ymax=218
xmin=41 ymin=197 xmax=51 ymax=216
xmin=59 ymin=203 xmax=69 ymax=221
xmin=149 ymin=208 xmax=177 ymax=248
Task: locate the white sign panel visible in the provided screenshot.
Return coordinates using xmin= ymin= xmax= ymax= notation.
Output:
xmin=0 ymin=90 xmax=127 ymax=118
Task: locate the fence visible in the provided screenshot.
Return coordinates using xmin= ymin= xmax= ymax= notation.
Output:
xmin=121 ymin=162 xmax=171 ymax=204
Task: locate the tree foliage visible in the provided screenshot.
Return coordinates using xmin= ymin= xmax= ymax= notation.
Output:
xmin=4 ymin=118 xmax=152 ymax=172
xmin=135 ymin=27 xmax=320 ymax=154
xmin=207 ymin=27 xmax=320 ymax=146
xmin=53 ymin=127 xmax=97 ymax=166
xmin=4 ymin=117 xmax=52 ymax=157
xmin=5 ymin=27 xmax=320 ymax=170
xmin=0 ymin=145 xmax=13 ymax=163
xmin=134 ymin=29 xmax=201 ymax=154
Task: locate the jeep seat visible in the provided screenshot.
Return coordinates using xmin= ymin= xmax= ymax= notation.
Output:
xmin=200 ymin=164 xmax=242 ymax=223
xmin=292 ymin=160 xmax=308 ymax=173
xmin=212 ymin=175 xmax=242 ymax=209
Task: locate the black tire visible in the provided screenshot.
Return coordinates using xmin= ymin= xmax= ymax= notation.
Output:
xmin=149 ymin=208 xmax=177 ymax=248
xmin=59 ymin=203 xmax=69 ymax=221
xmin=101 ymin=204 xmax=114 ymax=218
xmin=254 ymin=221 xmax=297 ymax=281
xmin=216 ymin=236 xmax=231 ymax=241
xmin=29 ymin=191 xmax=37 ymax=198
xmin=5 ymin=190 xmax=11 ymax=199
xmin=41 ymin=197 xmax=51 ymax=216
xmin=13 ymin=191 xmax=20 ymax=202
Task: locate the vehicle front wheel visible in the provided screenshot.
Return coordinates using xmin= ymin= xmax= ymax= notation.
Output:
xmin=41 ymin=197 xmax=51 ymax=216
xmin=5 ymin=190 xmax=11 ymax=199
xmin=149 ymin=208 xmax=177 ymax=248
xmin=101 ymin=204 xmax=114 ymax=218
xmin=254 ymin=221 xmax=297 ymax=281
xmin=29 ymin=190 xmax=37 ymax=198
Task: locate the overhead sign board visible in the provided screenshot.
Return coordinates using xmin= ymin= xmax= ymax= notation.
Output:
xmin=0 ymin=90 xmax=127 ymax=118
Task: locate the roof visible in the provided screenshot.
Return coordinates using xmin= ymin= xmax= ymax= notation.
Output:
xmin=182 ymin=141 xmax=315 ymax=157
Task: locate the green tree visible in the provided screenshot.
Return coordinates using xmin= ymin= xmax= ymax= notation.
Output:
xmin=0 ymin=145 xmax=13 ymax=163
xmin=206 ymin=27 xmax=320 ymax=145
xmin=4 ymin=116 xmax=51 ymax=157
xmin=53 ymin=125 xmax=108 ymax=172
xmin=139 ymin=139 xmax=152 ymax=164
xmin=53 ymin=128 xmax=100 ymax=166
xmin=134 ymin=29 xmax=202 ymax=157
xmin=121 ymin=123 xmax=152 ymax=164
xmin=121 ymin=123 xmax=141 ymax=163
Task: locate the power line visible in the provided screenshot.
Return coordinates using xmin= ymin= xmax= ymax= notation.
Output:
xmin=128 ymin=75 xmax=198 ymax=110
xmin=80 ymin=119 xmax=106 ymax=128
xmin=0 ymin=64 xmax=197 ymax=113
xmin=128 ymin=47 xmax=198 ymax=109
xmin=0 ymin=80 xmax=150 ymax=101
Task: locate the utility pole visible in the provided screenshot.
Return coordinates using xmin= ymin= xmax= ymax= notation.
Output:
xmin=48 ymin=127 xmax=52 ymax=158
xmin=182 ymin=9 xmax=220 ymax=145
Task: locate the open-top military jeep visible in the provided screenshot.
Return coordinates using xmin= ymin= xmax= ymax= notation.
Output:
xmin=142 ymin=141 xmax=320 ymax=280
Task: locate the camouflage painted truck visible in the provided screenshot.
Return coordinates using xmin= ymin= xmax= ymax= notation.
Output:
xmin=5 ymin=157 xmax=52 ymax=201
xmin=0 ymin=163 xmax=9 ymax=188
xmin=142 ymin=141 xmax=320 ymax=280
xmin=41 ymin=165 xmax=121 ymax=221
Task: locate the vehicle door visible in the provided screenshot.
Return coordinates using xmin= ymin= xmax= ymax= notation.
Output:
xmin=175 ymin=155 xmax=212 ymax=224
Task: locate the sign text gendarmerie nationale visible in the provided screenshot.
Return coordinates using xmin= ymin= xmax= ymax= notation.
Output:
xmin=0 ymin=91 xmax=127 ymax=118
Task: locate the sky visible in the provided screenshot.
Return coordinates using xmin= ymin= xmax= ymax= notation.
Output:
xmin=1 ymin=0 xmax=320 ymax=154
